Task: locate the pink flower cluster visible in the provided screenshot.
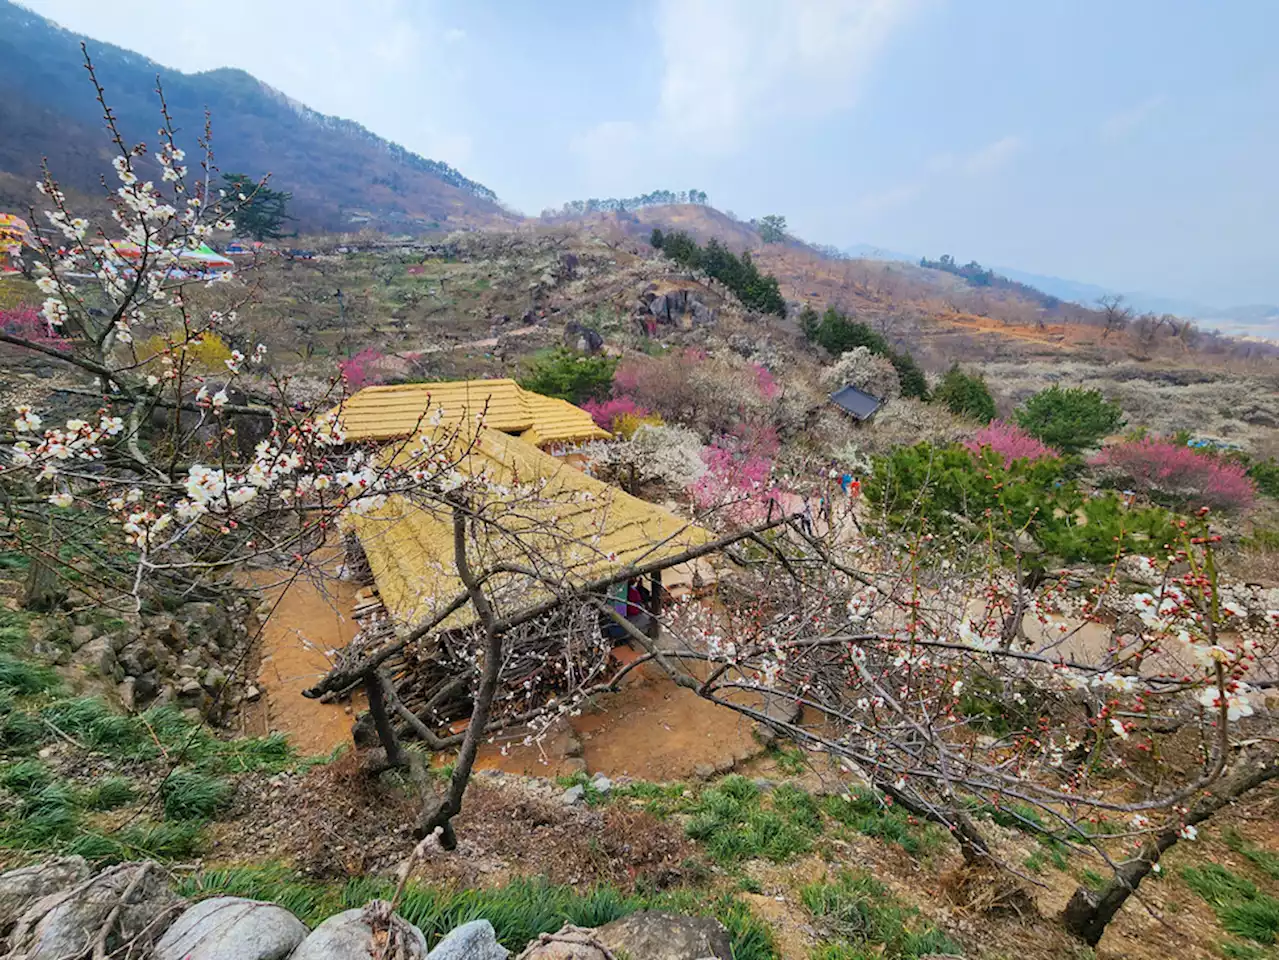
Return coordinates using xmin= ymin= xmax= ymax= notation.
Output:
xmin=339 ymin=347 xmax=386 ymax=391
xmin=580 ymin=395 xmax=652 ymax=431
xmin=965 ymin=420 xmax=1058 ymax=467
xmin=0 ymin=304 xmax=70 ymax=351
xmin=689 ymin=440 xmax=781 ymax=524
xmin=752 ymin=363 xmax=779 ymax=399
xmin=1091 ymin=438 xmax=1255 ymax=512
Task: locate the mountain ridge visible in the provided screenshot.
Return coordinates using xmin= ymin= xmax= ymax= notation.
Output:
xmin=0 ymin=0 xmax=509 ymax=232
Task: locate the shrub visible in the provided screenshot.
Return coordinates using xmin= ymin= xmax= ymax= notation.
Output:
xmin=1247 ymin=457 xmax=1278 ymax=499
xmin=934 ymin=364 xmax=996 ymax=422
xmin=580 ymin=396 xmax=655 ymax=434
xmin=1091 ymin=437 xmax=1256 ymax=512
xmin=866 ymin=442 xmax=1172 ymax=563
xmin=338 ymin=347 xmax=387 ymax=390
xmin=1013 ymin=385 xmax=1124 ymax=454
xmin=965 ymin=420 xmax=1059 ymax=467
xmin=519 ymin=349 xmax=618 ymax=404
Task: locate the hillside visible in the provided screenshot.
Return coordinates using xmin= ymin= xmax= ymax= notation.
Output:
xmin=0 ymin=0 xmax=511 ymax=232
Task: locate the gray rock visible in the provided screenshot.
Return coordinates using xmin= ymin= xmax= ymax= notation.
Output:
xmin=596 ymin=911 xmax=732 ymax=960
xmin=118 ymin=677 xmax=137 ymax=712
xmin=154 ymin=896 xmax=308 ymax=960
xmin=560 ymin=784 xmax=585 ymax=806
xmin=426 ymin=919 xmax=508 ymax=959
xmin=74 ymin=637 xmax=117 ymax=678
xmin=203 ymin=667 xmax=228 ymax=692
xmin=68 ymin=624 xmax=96 ymax=651
xmin=0 ymin=857 xmax=89 ymax=932
xmin=290 ymin=907 xmax=426 ymax=960
xmin=8 ymin=861 xmax=184 ymax=960
xmin=590 ymin=775 xmax=612 ymax=795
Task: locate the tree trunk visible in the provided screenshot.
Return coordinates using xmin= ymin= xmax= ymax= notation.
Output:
xmin=1061 ymin=751 xmax=1278 ymax=946
xmin=414 ymin=504 xmax=503 ymax=851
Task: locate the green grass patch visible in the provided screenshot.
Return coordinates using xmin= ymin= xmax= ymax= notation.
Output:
xmin=685 ymin=775 xmax=820 ymax=864
xmin=80 ymin=776 xmax=136 ymax=811
xmin=176 ymin=867 xmax=776 ymax=959
xmin=820 ymin=789 xmax=945 ymax=858
xmin=1224 ymin=829 xmax=1280 ymax=881
xmin=801 ymin=870 xmax=958 ymax=959
xmin=161 ymin=770 xmax=233 ymax=820
xmin=1182 ymin=863 xmax=1278 ymax=945
xmin=0 ymin=656 xmax=59 ymax=696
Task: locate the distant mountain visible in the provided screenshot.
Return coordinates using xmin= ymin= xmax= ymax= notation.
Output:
xmin=0 ymin=0 xmax=509 ymax=233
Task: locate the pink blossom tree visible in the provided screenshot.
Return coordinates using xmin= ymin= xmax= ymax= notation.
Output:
xmin=965 ymin=420 xmax=1060 ymax=467
xmin=1091 ymin=437 xmax=1256 ymax=512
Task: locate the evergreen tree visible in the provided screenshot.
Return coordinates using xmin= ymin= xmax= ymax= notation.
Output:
xmin=934 ymin=364 xmax=997 ymax=421
xmin=757 ymin=214 xmax=787 ymax=243
xmin=222 ymin=173 xmax=293 ymax=241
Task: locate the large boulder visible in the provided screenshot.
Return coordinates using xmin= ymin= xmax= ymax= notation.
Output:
xmin=0 ymin=857 xmax=90 ymax=935
xmin=596 ymin=911 xmax=733 ymax=960
xmin=8 ymin=861 xmax=183 ymax=960
xmin=290 ymin=905 xmax=427 ymax=960
xmin=153 ymin=896 xmax=308 ymax=960
xmin=427 ymin=919 xmax=509 ymax=959
xmin=515 ymin=924 xmax=606 ymax=959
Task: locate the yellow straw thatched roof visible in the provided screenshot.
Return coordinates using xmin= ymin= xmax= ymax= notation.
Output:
xmin=344 ymin=426 xmax=711 ymax=636
xmin=331 ymin=379 xmax=610 ymax=447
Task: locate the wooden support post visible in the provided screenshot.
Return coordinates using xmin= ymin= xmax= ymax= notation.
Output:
xmin=647 ymin=569 xmax=662 ymax=641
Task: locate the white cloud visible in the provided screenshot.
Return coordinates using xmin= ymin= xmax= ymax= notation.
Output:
xmin=1101 ymin=95 xmax=1166 ymax=140
xmin=444 ymin=27 xmax=467 ymax=44
xmin=653 ymin=0 xmax=918 ymax=150
xmin=570 ymin=0 xmax=919 ymax=188
xmin=962 ymin=135 xmax=1023 ymax=175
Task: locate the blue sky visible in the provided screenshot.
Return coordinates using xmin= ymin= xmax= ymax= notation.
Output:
xmin=25 ymin=0 xmax=1280 ymax=308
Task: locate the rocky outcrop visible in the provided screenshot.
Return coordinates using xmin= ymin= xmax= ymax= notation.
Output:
xmin=6 ymin=861 xmax=183 ymax=960
xmin=0 ymin=860 xmax=730 ymax=960
xmin=426 ymin=919 xmax=508 ymax=959
xmin=0 ymin=857 xmax=90 ymax=937
xmin=595 ymin=910 xmax=733 ymax=960
xmin=640 ymin=287 xmax=717 ymax=330
xmin=153 ymin=896 xmax=308 ymax=960
xmin=32 ymin=595 xmax=256 ymax=725
xmin=563 ymin=321 xmax=604 ymax=354
xmin=290 ymin=905 xmax=428 ymax=960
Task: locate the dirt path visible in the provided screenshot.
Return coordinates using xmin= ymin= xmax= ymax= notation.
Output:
xmin=250 ymin=572 xmax=366 ymax=756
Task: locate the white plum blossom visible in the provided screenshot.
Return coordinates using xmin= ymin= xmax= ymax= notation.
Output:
xmin=48 ymin=492 xmax=73 ymax=508
xmin=1179 ymin=824 xmax=1198 ymax=841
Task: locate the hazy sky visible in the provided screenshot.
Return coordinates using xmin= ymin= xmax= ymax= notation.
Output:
xmin=23 ymin=0 xmax=1280 ymax=307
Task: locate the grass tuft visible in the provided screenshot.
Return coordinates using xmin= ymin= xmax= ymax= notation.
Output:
xmin=801 ymin=870 xmax=958 ymax=959
xmin=161 ymin=770 xmax=233 ymax=820
xmin=685 ymin=775 xmax=819 ymax=864
xmin=1182 ymin=863 xmax=1278 ymax=945
xmin=1223 ymin=828 xmax=1280 ymax=881
xmin=821 ymin=789 xmax=945 ymax=858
